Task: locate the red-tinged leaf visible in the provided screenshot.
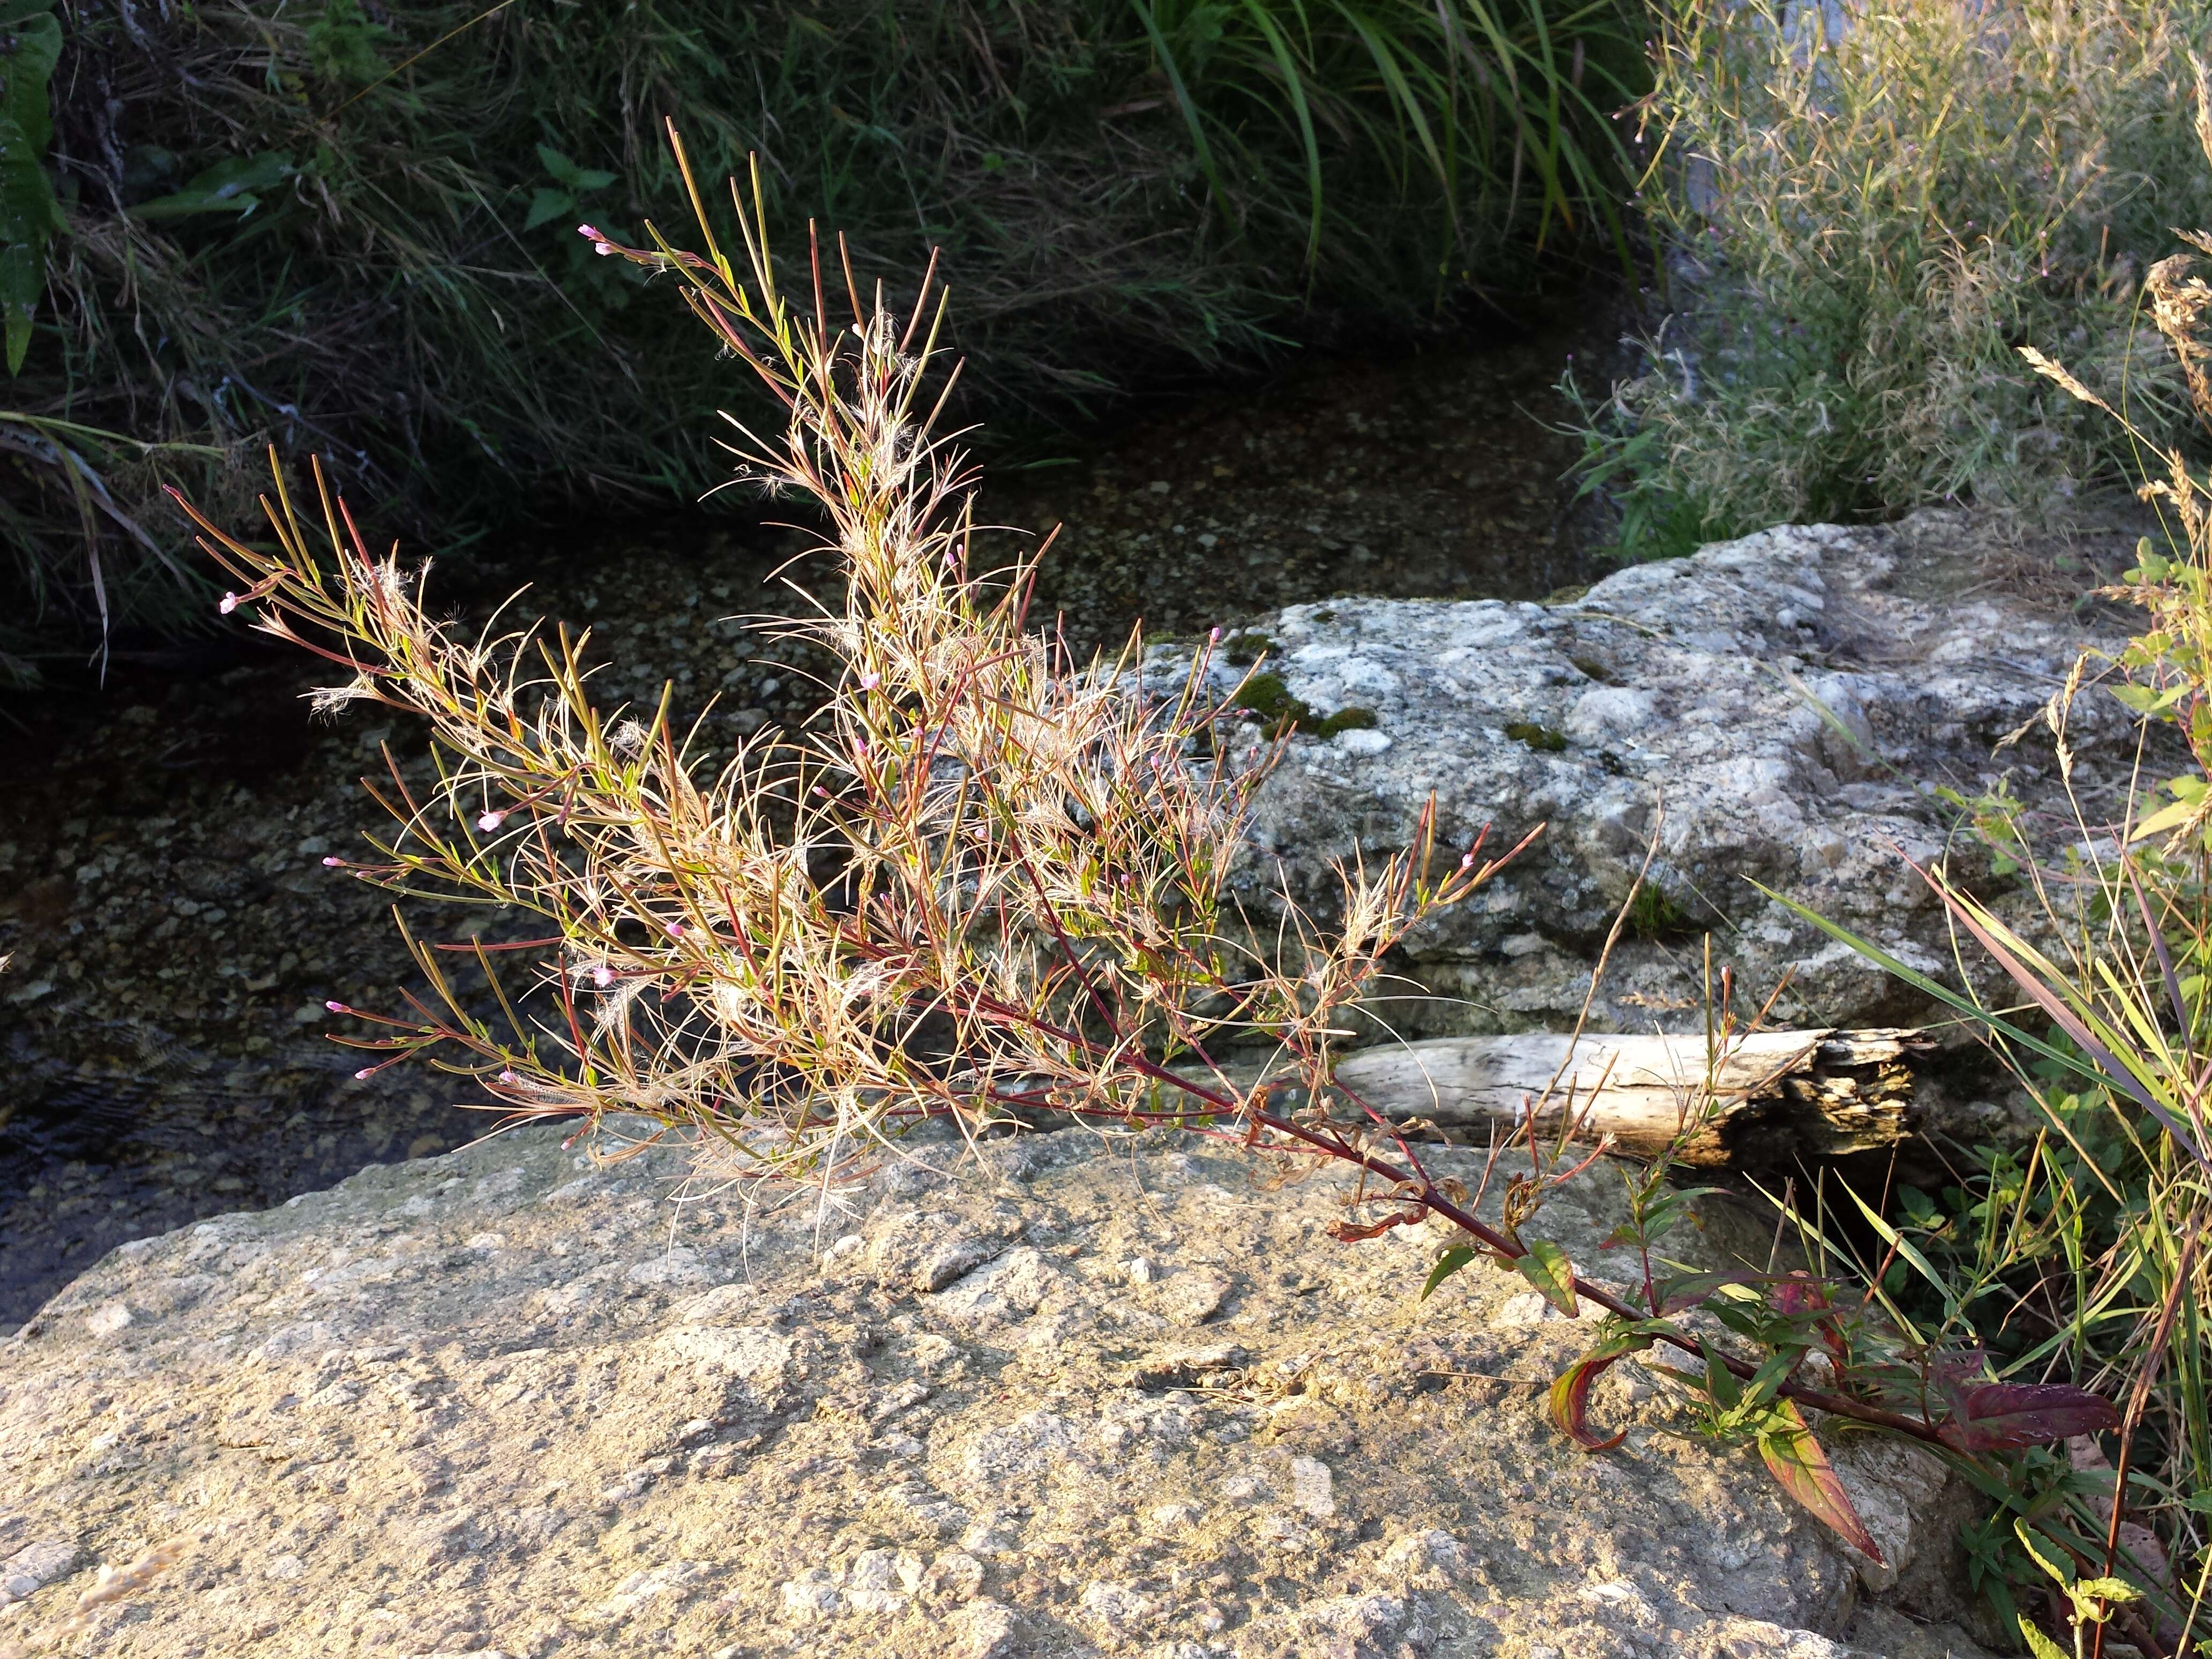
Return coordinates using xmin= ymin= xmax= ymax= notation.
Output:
xmin=1937 ymin=1382 xmax=2119 ymax=1453
xmin=1770 ymin=1273 xmax=1833 ymax=1316
xmin=1328 ymin=1208 xmax=1419 ymax=1243
xmin=1758 ymin=1402 xmax=1885 ymax=1565
xmin=1549 ymin=1333 xmax=1654 ymax=1451
xmin=1651 ymin=1269 xmax=1766 ymax=1314
xmin=1515 ymin=1238 xmax=1578 ymax=1317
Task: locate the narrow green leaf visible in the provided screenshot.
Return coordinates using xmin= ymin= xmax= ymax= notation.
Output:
xmin=2015 ymin=1614 xmax=2071 ymax=1659
xmin=1421 ymin=1244 xmax=1478 ymax=1301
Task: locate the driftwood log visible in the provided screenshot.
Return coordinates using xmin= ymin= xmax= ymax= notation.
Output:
xmin=1332 ymin=1029 xmax=1938 ymax=1165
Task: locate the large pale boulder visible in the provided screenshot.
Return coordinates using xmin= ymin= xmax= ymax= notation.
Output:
xmin=0 ymin=1120 xmax=1998 ymax=1658
xmin=1162 ymin=511 xmax=2138 ymax=1036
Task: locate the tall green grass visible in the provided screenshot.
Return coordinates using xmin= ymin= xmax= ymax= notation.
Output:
xmin=1567 ymin=0 xmax=2212 ymax=557
xmin=8 ymin=0 xmax=1641 ymax=681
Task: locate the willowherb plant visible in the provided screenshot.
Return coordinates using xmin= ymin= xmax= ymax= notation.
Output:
xmin=176 ymin=126 xmax=2120 ymax=1565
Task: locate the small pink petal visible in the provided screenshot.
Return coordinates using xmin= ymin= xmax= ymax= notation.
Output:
xmin=591 ymin=965 xmax=612 ymax=988
xmin=499 ymin=1069 xmax=519 ymax=1086
xmin=577 ymin=223 xmax=602 ymax=240
xmin=354 ymin=1067 xmax=375 ymax=1080
xmin=858 ymin=672 xmax=880 ymax=690
xmin=593 ymin=241 xmax=615 ymax=256
xmin=325 ymin=1000 xmax=349 ymax=1013
xmin=219 ymin=593 xmax=239 ymax=615
xmin=666 ymin=921 xmax=685 ymax=939
xmin=477 ymin=811 xmax=505 ymax=832
xmin=321 ymin=856 xmax=343 ymax=867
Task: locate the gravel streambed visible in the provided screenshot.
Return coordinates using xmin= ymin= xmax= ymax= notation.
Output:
xmin=0 ymin=320 xmax=1616 ymax=1328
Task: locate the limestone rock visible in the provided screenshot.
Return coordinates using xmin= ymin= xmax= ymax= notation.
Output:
xmin=0 ymin=1119 xmax=1992 ymax=1656
xmin=1156 ymin=511 xmax=2141 ymax=1035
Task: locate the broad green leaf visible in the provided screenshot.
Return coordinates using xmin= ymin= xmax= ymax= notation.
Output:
xmin=524 ymin=188 xmax=574 ymax=231
xmin=574 ymin=168 xmax=618 ymax=191
xmin=2129 ymin=791 xmax=2202 ymax=842
xmin=1758 ymin=1402 xmax=1884 ymax=1564
xmin=536 ymin=143 xmax=581 ymax=186
xmin=2072 ymin=1576 xmax=2141 ymax=1604
xmin=1421 ymin=1244 xmax=1477 ymax=1301
xmin=1514 ymin=1238 xmax=1578 ymax=1317
xmin=1549 ymin=1331 xmax=1653 ymax=1451
xmin=2014 ymin=1519 xmax=2077 ymax=1589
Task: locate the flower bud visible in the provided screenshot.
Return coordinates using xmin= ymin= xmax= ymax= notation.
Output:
xmin=591 ymin=964 xmax=613 ymax=989
xmin=325 ymin=1000 xmax=348 ymax=1013
xmin=322 ymin=856 xmax=344 ymax=867
xmin=477 ymin=811 xmax=505 ymax=832
xmin=354 ymin=1067 xmax=375 ymax=1080
xmin=220 ymin=593 xmax=239 ymax=615
xmin=666 ymin=921 xmax=685 ymax=939
xmin=498 ymin=1069 xmax=519 ymax=1086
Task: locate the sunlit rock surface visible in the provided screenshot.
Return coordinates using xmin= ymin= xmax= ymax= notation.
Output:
xmin=1 ymin=1121 xmax=1998 ymax=1657
xmin=1160 ymin=510 xmax=2136 ymax=1035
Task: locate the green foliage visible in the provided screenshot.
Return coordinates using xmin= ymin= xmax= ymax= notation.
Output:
xmin=1565 ymin=0 xmax=2212 ymax=546
xmin=0 ymin=0 xmax=63 ymax=377
xmin=10 ymin=0 xmax=1643 ymax=671
xmin=1503 ymin=719 xmax=1567 ymax=751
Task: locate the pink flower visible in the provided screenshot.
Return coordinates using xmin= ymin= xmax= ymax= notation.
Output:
xmin=591 ymin=964 xmax=613 ymax=989
xmin=812 ymin=784 xmax=831 ymax=798
xmin=666 ymin=921 xmax=685 ymax=939
xmin=477 ymin=810 xmax=505 ymax=832
xmin=1208 ymin=626 xmax=1221 ymax=644
xmin=325 ymin=999 xmax=349 ymax=1013
xmin=498 ymin=1068 xmax=519 ymax=1086
xmin=577 ymin=224 xmax=615 ymax=256
xmin=1459 ymin=851 xmax=1476 ymax=870
xmin=322 ymin=856 xmax=344 ymax=867
xmin=219 ymin=593 xmax=240 ymax=615
xmin=858 ymin=671 xmax=880 ymax=691
xmin=354 ymin=1067 xmax=375 ymax=1080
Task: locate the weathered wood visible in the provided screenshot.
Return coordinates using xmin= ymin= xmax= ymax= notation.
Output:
xmin=1331 ymin=1028 xmax=1937 ymax=1164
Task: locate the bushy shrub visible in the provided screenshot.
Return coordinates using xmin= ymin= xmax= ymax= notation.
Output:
xmin=6 ymin=0 xmax=1642 ymax=679
xmin=1568 ymin=0 xmax=2212 ymax=556
xmin=177 ymin=140 xmax=2128 ymax=1582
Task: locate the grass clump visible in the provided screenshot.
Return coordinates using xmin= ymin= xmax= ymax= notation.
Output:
xmin=177 ymin=135 xmax=2139 ymax=1575
xmin=9 ymin=0 xmax=1645 ymax=679
xmin=1769 ymin=90 xmax=2212 ymax=1645
xmin=1567 ymin=0 xmax=2212 ymax=556
xmin=1504 ymin=719 xmax=1568 ymax=752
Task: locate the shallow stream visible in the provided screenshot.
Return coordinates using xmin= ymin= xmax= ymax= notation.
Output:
xmin=0 ymin=311 xmax=1623 ymax=1327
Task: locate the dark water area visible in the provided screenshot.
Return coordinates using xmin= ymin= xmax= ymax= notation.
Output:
xmin=0 ymin=300 xmax=1627 ymax=1328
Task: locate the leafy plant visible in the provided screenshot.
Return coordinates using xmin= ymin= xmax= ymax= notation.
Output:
xmin=1566 ymin=0 xmax=2212 ymax=550
xmin=1752 ymin=64 xmax=2212 ymax=1646
xmin=174 ymin=141 xmax=2122 ymax=1568
xmin=0 ymin=0 xmax=62 ymax=376
xmin=15 ymin=0 xmax=1645 ymax=674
